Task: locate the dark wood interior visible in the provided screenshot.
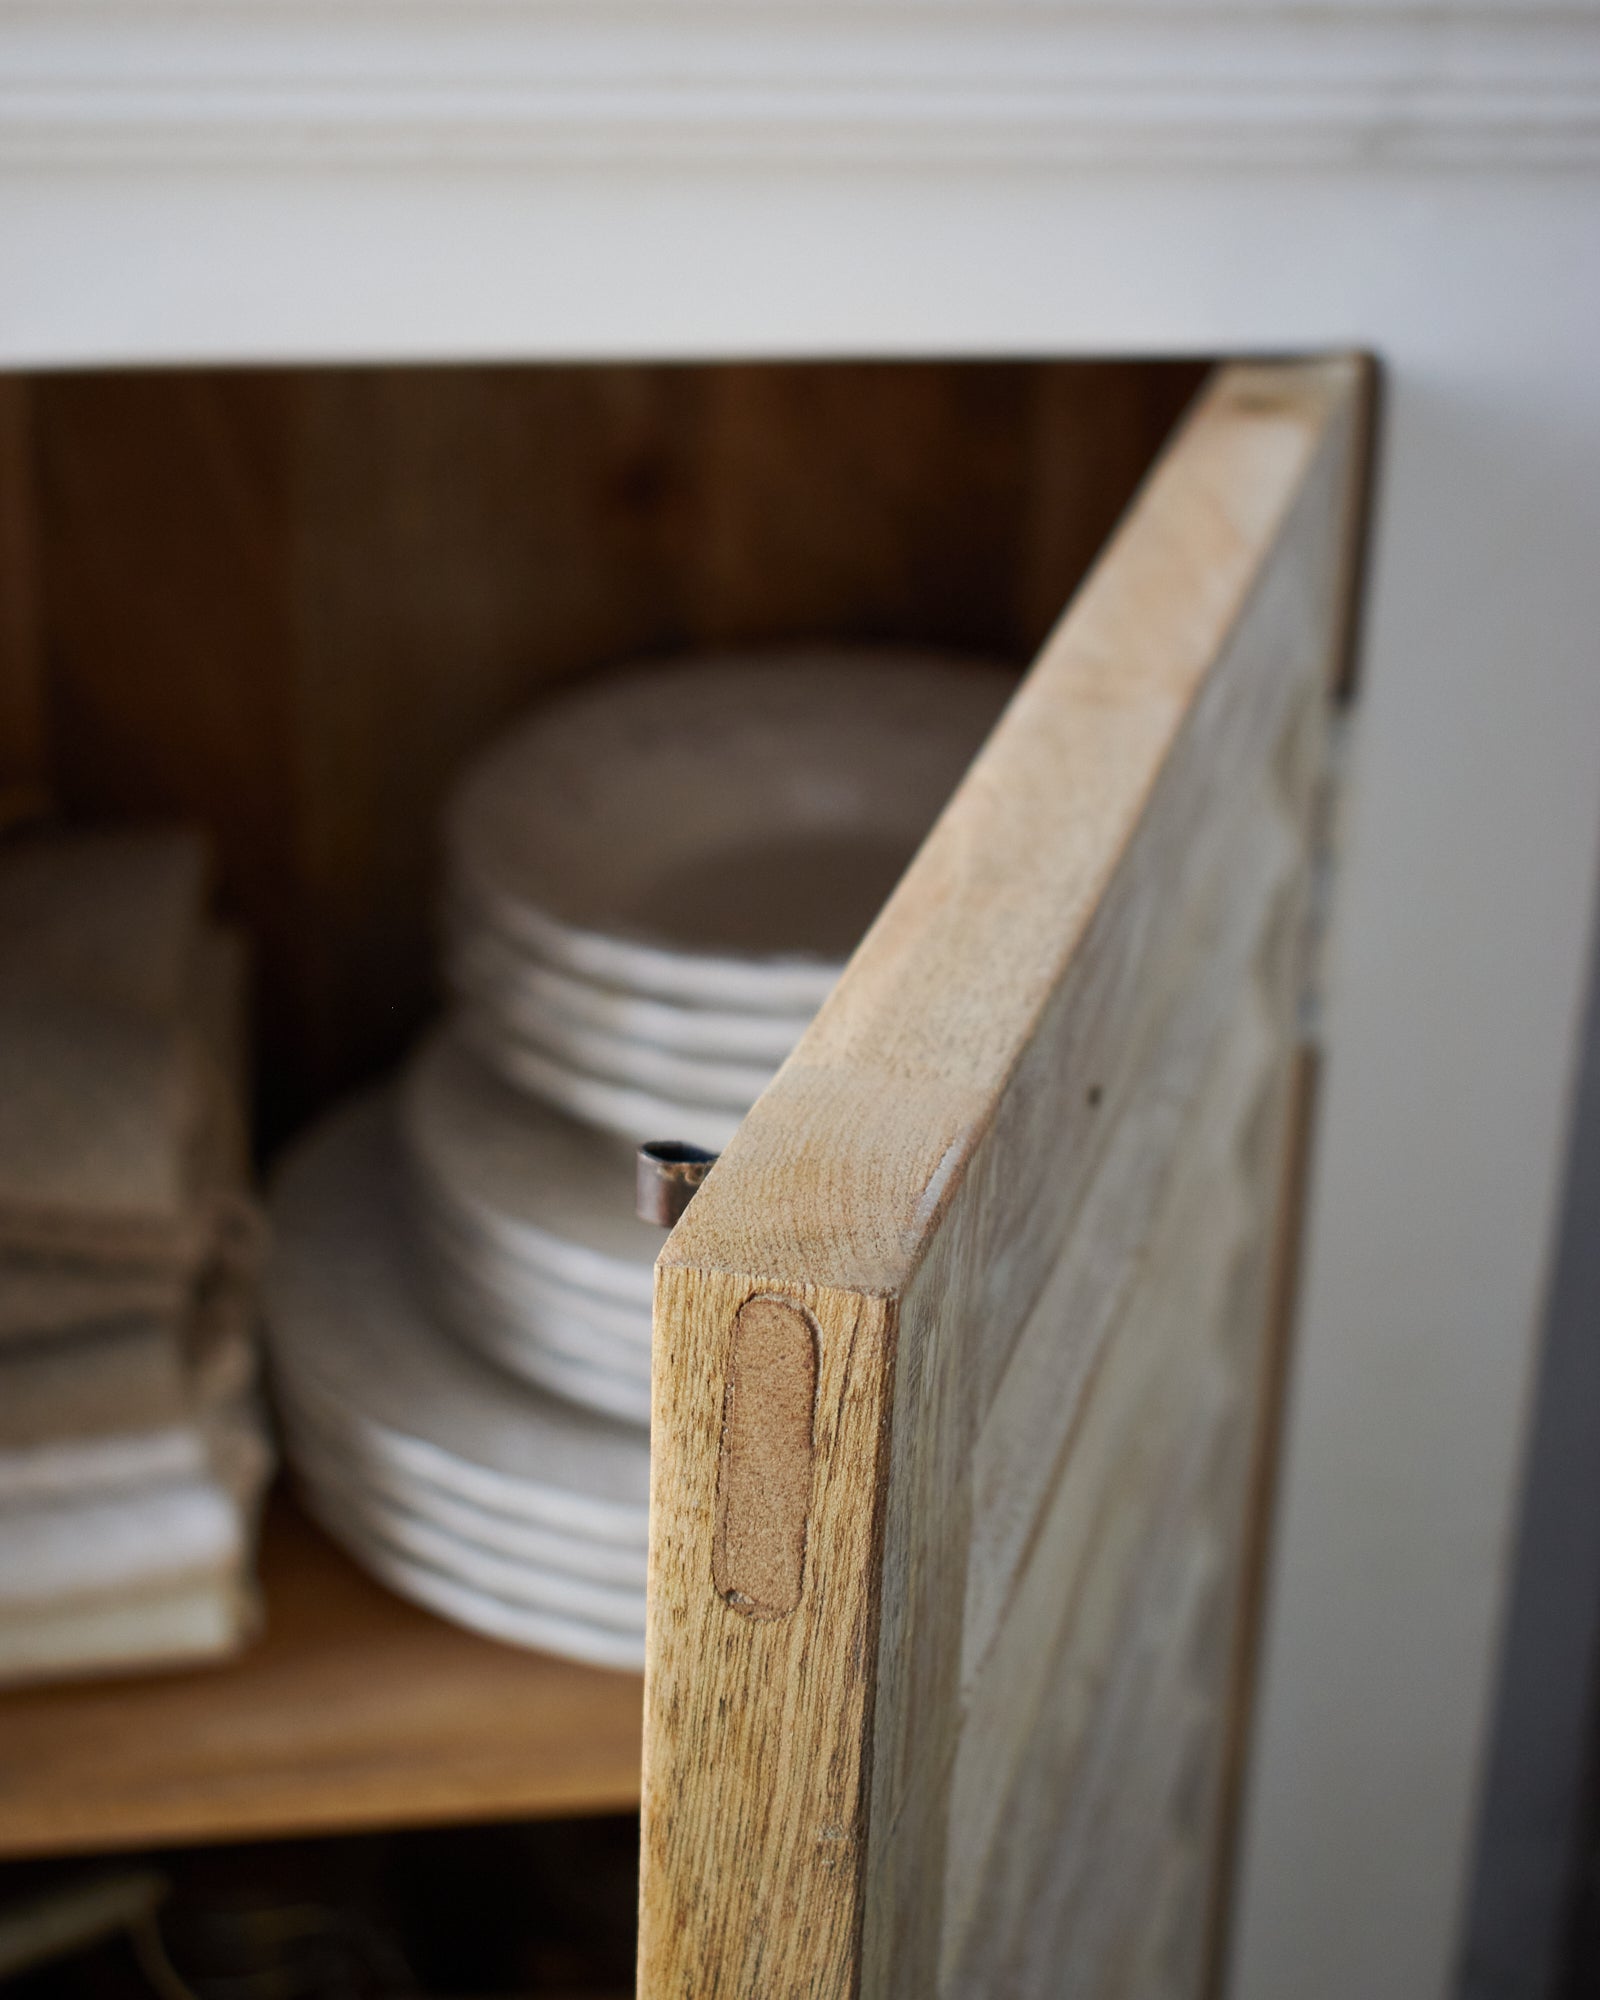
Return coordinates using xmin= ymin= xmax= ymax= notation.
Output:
xmin=0 ymin=358 xmax=1205 ymax=1146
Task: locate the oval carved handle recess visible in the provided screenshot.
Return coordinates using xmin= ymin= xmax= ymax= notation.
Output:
xmin=712 ymin=1296 xmax=819 ymax=1620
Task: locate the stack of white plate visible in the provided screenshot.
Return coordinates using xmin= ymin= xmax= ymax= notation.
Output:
xmin=266 ymin=646 xmax=1016 ymax=1666
xmin=400 ymin=1032 xmax=658 ymax=1427
xmin=443 ymin=648 xmax=1018 ymax=1153
xmin=266 ymin=1097 xmax=650 ymax=1671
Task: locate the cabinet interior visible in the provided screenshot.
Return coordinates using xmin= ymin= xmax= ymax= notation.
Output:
xmin=0 ymin=359 xmax=1207 ymax=1149
xmin=0 ymin=358 xmax=1214 ymax=1921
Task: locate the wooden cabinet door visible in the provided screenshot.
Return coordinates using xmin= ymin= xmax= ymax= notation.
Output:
xmin=639 ymin=359 xmax=1369 ymax=2000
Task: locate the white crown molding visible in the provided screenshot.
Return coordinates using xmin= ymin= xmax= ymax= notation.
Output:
xmin=0 ymin=1 xmax=1597 ymax=173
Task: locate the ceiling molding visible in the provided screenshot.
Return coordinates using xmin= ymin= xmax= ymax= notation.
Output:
xmin=1 ymin=2 xmax=1597 ymax=172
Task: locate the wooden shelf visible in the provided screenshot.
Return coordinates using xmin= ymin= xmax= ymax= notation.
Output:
xmin=0 ymin=1496 xmax=644 ymax=1860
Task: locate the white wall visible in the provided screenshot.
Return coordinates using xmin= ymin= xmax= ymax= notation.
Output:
xmin=2 ymin=13 xmax=1598 ymax=1993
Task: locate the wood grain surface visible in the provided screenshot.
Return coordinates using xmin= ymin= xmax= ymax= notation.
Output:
xmin=639 ymin=360 xmax=1367 ymax=1999
xmin=0 ymin=379 xmax=47 ymax=828
xmin=0 ymin=1497 xmax=644 ymax=1860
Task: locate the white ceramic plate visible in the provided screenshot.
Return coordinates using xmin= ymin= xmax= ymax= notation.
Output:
xmin=265 ymin=1093 xmax=650 ymax=1545
xmin=282 ymin=1365 xmax=648 ymax=1540
xmin=401 ymin=1033 xmax=662 ymax=1307
xmin=419 ymin=1205 xmax=654 ymax=1350
xmin=422 ymin=1254 xmax=653 ymax=1400
xmin=424 ymin=1250 xmax=653 ymax=1380
xmin=294 ymin=1462 xmax=645 ymax=1629
xmin=448 ymin=1314 xmax=652 ymax=1427
xmin=279 ymin=1392 xmax=649 ymax=1587
xmin=298 ymin=1485 xmax=645 ymax=1671
xmin=461 ymin=988 xmax=780 ymax=1112
xmin=457 ymin=1006 xmax=743 ymax=1154
xmin=447 ymin=923 xmax=817 ymax=1061
xmin=446 ymin=648 xmax=1018 ymax=1009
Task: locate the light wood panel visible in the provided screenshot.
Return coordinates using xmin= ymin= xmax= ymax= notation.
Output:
xmin=0 ymin=1499 xmax=644 ymax=1860
xmin=1202 ymin=1045 xmax=1322 ymax=2000
xmin=639 ymin=359 xmax=1367 ymax=1998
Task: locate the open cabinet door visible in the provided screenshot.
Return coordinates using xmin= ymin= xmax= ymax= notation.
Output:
xmin=638 ymin=359 xmax=1369 ymax=2000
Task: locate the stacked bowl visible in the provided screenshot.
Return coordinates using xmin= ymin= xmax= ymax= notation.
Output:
xmin=265 ymin=648 xmax=1015 ymax=1667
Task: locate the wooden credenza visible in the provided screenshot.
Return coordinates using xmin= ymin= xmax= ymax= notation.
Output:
xmin=0 ymin=355 xmax=1369 ymax=1999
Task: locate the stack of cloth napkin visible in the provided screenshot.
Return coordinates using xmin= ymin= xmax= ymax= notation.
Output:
xmin=0 ymin=827 xmax=272 ymax=1684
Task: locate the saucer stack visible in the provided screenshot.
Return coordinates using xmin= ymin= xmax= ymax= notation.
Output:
xmin=266 ymin=648 xmax=1014 ymax=1667
xmin=268 ymin=1099 xmax=648 ymax=1671
xmin=401 ymin=1034 xmax=659 ymax=1427
xmin=0 ymin=828 xmax=272 ymax=1685
xmin=442 ymin=649 xmax=1017 ymax=1153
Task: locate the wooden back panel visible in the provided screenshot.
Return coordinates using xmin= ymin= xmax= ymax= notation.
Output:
xmin=639 ymin=360 xmax=1368 ymax=1999
xmin=16 ymin=358 xmax=1199 ymax=1141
